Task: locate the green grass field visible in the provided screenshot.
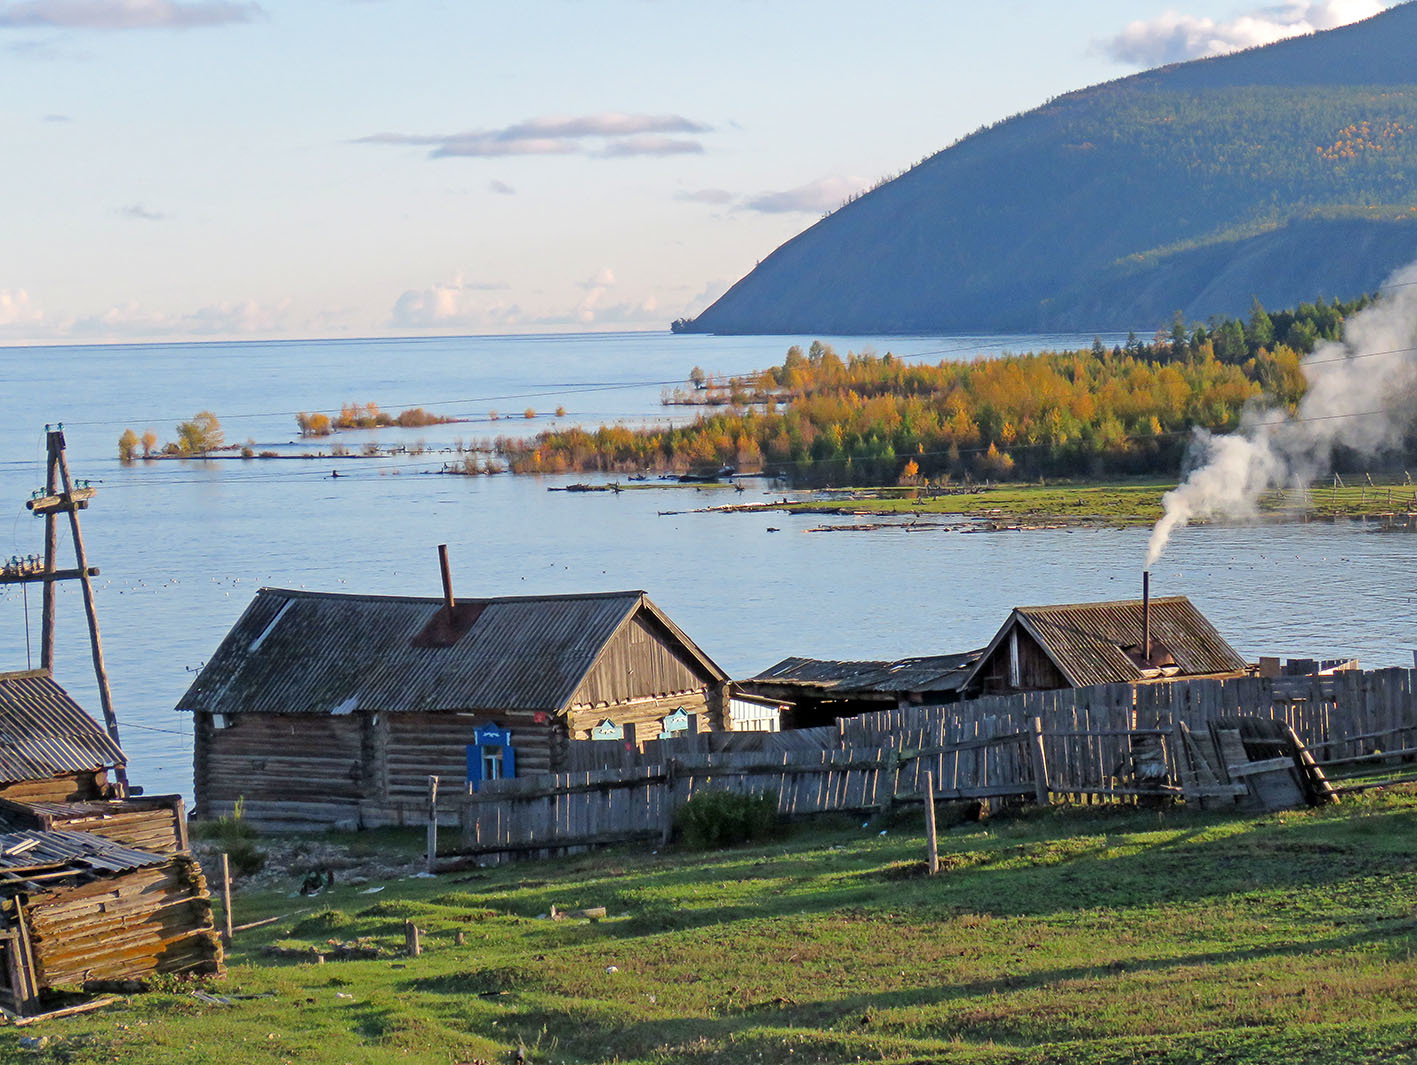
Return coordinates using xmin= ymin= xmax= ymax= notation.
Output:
xmin=782 ymin=477 xmax=1417 ymax=526
xmin=9 ymin=792 xmax=1417 ymax=1065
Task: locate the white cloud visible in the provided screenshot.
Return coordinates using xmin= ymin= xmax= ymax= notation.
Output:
xmin=0 ymin=289 xmax=44 ymax=326
xmin=357 ymin=112 xmax=713 ymax=160
xmin=67 ymin=297 xmax=292 ymax=336
xmin=0 ymin=0 xmax=263 ymax=30
xmin=596 ymin=135 xmax=704 ymax=158
xmin=116 ymin=202 xmax=165 ymax=221
xmin=488 ymin=179 xmax=516 ymax=195
xmin=676 ymin=188 xmax=735 ymax=205
xmin=1097 ymin=0 xmax=1389 ymax=66
xmin=389 ymin=274 xmax=510 ymax=328
xmin=742 ymin=175 xmax=868 ymax=215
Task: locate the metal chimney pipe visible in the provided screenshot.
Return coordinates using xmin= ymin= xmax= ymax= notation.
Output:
xmin=438 ymin=544 xmax=456 ymax=615
xmin=1142 ymin=570 xmax=1152 ymax=663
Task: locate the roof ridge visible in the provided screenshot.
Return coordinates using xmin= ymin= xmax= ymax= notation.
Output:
xmin=1015 ymin=596 xmax=1191 ymax=613
xmin=256 ymin=586 xmax=648 ymax=605
xmin=0 ymin=668 xmax=54 ymax=683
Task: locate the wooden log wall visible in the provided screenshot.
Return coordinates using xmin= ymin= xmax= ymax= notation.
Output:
xmin=194 ymin=711 xmax=364 ymax=827
xmin=0 ymin=773 xmax=106 ymax=805
xmin=564 ymin=689 xmax=714 ymax=740
xmin=0 ymin=797 xmax=187 ymax=854
xmin=25 ymin=856 xmax=222 ymax=989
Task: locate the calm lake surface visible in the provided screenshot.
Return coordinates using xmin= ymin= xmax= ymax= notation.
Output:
xmin=1 ymin=330 xmax=1413 ymax=800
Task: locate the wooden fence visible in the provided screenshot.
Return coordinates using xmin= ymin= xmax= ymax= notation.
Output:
xmin=448 ymin=667 xmax=1417 ymax=865
xmin=456 ymin=748 xmax=893 ymax=860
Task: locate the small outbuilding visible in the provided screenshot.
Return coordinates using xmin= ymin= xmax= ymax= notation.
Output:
xmin=741 ymin=651 xmax=982 ymax=729
xmin=179 ymin=587 xmax=730 ymax=829
xmin=961 ymin=596 xmax=1249 ymax=696
xmin=0 ymin=670 xmax=187 ymax=853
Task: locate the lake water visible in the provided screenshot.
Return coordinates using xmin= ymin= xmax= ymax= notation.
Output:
xmin=2 ymin=330 xmax=1413 ymax=800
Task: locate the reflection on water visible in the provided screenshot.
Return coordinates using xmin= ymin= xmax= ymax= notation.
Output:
xmin=1 ymin=331 xmax=1412 ymax=799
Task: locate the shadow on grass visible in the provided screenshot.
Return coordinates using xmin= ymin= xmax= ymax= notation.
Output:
xmin=437 ymin=805 xmax=1417 ymax=947
xmin=445 ymin=918 xmax=1417 ymax=1062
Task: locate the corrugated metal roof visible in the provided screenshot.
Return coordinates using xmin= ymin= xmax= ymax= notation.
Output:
xmin=0 ymin=671 xmax=126 ymax=784
xmin=978 ymin=596 xmax=1248 ymax=689
xmin=177 ymin=587 xmax=725 ymax=716
xmin=0 ymin=830 xmax=164 ymax=875
xmin=751 ymin=651 xmax=982 ymax=696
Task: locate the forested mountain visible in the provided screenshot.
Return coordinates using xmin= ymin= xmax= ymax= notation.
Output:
xmin=679 ymin=4 xmax=1417 ymax=335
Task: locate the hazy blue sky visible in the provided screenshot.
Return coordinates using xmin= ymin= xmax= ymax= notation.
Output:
xmin=0 ymin=0 xmax=1393 ymax=343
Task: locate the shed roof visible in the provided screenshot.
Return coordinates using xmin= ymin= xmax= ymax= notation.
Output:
xmin=0 ymin=670 xmax=126 ymax=784
xmin=177 ymin=587 xmax=726 ymax=716
xmin=964 ymin=596 xmax=1248 ymax=689
xmin=750 ymin=651 xmax=981 ymax=697
xmin=0 ymin=829 xmax=164 ymax=876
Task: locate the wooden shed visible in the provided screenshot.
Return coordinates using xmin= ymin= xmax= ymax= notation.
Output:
xmin=740 ymin=651 xmax=982 ymax=729
xmin=178 ymin=588 xmax=729 ymax=829
xmin=0 ymin=671 xmax=187 ymax=853
xmin=0 ymin=830 xmax=222 ymax=1017
xmin=961 ymin=596 xmax=1249 ymax=696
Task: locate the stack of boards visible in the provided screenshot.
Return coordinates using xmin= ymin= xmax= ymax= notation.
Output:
xmin=1173 ymin=716 xmax=1335 ymax=811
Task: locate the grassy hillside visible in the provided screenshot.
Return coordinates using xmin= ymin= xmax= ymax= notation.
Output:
xmin=681 ymin=4 xmax=1417 ymax=335
xmin=14 ymin=792 xmax=1417 ymax=1064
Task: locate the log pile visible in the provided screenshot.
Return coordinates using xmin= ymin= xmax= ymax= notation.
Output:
xmin=0 ymin=832 xmax=222 ymax=1016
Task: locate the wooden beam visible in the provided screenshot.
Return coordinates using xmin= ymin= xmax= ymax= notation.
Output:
xmin=25 ymin=487 xmax=96 ymax=516
xmin=0 ymin=567 xmax=99 ymax=586
xmin=40 ymin=431 xmax=59 ymax=673
xmin=55 ymin=441 xmax=127 ymax=791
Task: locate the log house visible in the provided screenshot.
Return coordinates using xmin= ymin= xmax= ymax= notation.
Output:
xmin=179 ymin=588 xmax=729 ymax=829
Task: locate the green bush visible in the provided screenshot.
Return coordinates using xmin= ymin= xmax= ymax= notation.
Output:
xmin=192 ymin=797 xmax=266 ymax=876
xmin=674 ymin=789 xmax=781 ymax=850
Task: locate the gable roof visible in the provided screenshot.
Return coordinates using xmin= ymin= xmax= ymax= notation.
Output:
xmin=0 ymin=670 xmax=126 ymax=784
xmin=749 ymin=651 xmax=982 ymax=698
xmin=963 ymin=596 xmax=1248 ymax=690
xmin=176 ymin=587 xmax=726 ymax=716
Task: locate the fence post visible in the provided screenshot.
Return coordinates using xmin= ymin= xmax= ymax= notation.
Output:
xmin=1029 ymin=716 xmax=1050 ymax=806
xmin=426 ymin=775 xmax=439 ymax=874
xmin=404 ymin=920 xmax=421 ymax=957
xmin=660 ymin=758 xmax=677 ymax=845
xmin=220 ymin=853 xmax=233 ymax=947
xmin=923 ymin=770 xmax=939 ymax=875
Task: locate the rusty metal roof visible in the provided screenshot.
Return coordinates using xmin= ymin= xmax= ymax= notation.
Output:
xmin=177 ymin=587 xmax=725 ymax=716
xmin=749 ymin=651 xmax=982 ymax=696
xmin=0 ymin=671 xmax=126 ymax=784
xmin=0 ymin=830 xmax=165 ymax=876
xmin=966 ymin=596 xmax=1247 ymax=689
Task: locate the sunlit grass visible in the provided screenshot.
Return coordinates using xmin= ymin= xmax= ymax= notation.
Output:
xmin=11 ymin=792 xmax=1417 ymax=1064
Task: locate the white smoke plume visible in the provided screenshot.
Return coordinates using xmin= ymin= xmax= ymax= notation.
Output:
xmin=1146 ymin=263 xmax=1417 ymax=567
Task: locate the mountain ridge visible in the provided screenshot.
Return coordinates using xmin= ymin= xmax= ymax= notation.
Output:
xmin=680 ymin=3 xmax=1417 ymax=335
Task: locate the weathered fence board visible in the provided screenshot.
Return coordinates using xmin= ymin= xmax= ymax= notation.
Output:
xmin=449 ymin=668 xmax=1417 ymax=865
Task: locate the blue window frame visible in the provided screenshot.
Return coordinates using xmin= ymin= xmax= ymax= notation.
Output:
xmin=590 ymin=719 xmax=624 ymax=741
xmin=658 ymin=707 xmax=690 ymax=739
xmin=466 ymin=722 xmax=516 ymax=791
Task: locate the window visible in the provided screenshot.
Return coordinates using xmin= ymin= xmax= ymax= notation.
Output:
xmin=482 ymin=746 xmax=503 ymax=781
xmin=466 ymin=723 xmax=516 ymax=791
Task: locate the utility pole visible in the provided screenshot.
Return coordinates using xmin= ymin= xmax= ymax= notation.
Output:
xmin=2 ymin=427 xmax=128 ymax=792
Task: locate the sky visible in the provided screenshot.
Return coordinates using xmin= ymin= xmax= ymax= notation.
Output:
xmin=0 ymin=0 xmax=1397 ymax=344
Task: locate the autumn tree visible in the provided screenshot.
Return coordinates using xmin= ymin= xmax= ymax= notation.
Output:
xmin=176 ymin=411 xmax=224 ymax=455
xmin=117 ymin=429 xmax=139 ymax=463
xmin=140 ymin=429 xmax=158 ymax=458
